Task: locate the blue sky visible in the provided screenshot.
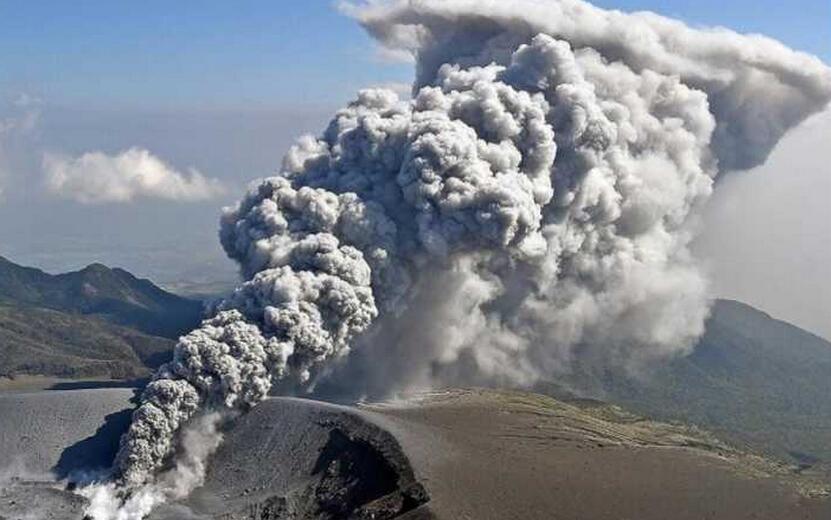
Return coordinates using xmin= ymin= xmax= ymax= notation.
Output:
xmin=1 ymin=0 xmax=828 ymax=109
xmin=0 ymin=1 xmax=409 ymax=109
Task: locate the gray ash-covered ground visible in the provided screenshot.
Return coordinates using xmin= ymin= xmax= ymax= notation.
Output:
xmin=1 ymin=387 xmax=829 ymax=519
xmin=0 ymin=388 xmax=136 ymax=478
xmin=363 ymin=389 xmax=831 ymax=519
xmin=0 ymin=388 xmax=136 ymax=520
xmin=154 ymin=398 xmax=428 ymax=519
xmin=0 ymin=480 xmax=87 ymax=520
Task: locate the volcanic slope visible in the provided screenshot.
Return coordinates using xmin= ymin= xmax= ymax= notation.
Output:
xmin=359 ymin=389 xmax=831 ymax=520
xmin=557 ymin=299 xmax=831 ymax=471
xmin=0 ymin=388 xmax=137 ymax=520
xmin=168 ymin=389 xmax=830 ymax=519
xmin=1 ymin=388 xmax=829 ymax=519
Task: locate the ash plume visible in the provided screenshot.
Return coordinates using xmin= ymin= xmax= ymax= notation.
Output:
xmin=98 ymin=0 xmax=831 ymax=513
xmin=84 ymin=412 xmax=225 ymax=519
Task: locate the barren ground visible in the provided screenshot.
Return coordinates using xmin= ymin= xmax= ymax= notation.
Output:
xmin=1 ymin=387 xmax=829 ymax=519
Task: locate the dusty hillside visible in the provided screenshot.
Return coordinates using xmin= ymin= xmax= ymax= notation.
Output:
xmin=362 ymin=388 xmax=830 ymax=520
xmin=1 ymin=388 xmax=829 ymax=519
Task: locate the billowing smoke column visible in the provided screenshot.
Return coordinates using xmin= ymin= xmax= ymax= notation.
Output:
xmin=113 ymin=0 xmax=831 ymax=491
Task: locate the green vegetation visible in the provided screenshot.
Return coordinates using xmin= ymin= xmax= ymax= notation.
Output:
xmin=0 ymin=304 xmax=173 ymax=379
xmin=2 ymin=253 xmax=829 ymax=477
xmin=0 ymin=256 xmax=205 ymax=380
xmin=558 ymin=299 xmax=831 ymax=470
xmin=0 ymin=256 xmax=203 ymax=338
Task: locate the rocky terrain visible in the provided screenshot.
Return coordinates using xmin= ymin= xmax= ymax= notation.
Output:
xmin=3 ymin=256 xmax=829 ymax=474
xmin=0 ymin=387 xmax=828 ymax=519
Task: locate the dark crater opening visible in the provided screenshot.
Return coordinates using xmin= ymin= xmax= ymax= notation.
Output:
xmin=224 ymin=427 xmax=429 ymax=520
xmin=311 ymin=428 xmax=427 ymax=518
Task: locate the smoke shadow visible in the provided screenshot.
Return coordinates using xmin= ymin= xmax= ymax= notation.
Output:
xmin=52 ymin=406 xmax=135 ymax=481
xmin=47 ymin=378 xmax=147 ymax=391
xmin=52 ymin=408 xmax=133 ymax=480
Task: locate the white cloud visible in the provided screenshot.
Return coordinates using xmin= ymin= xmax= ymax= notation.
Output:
xmin=44 ymin=147 xmax=225 ymax=204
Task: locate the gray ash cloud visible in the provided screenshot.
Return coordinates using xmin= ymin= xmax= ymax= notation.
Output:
xmin=106 ymin=0 xmax=831 ymax=504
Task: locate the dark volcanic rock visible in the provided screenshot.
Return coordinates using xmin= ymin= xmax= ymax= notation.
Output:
xmin=170 ymin=398 xmax=429 ymax=520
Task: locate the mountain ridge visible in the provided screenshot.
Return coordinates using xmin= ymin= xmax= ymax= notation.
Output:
xmin=0 ymin=255 xmax=203 ymax=338
xmin=0 ymin=256 xmax=206 ymax=380
xmin=1 ymin=256 xmax=828 ymax=476
xmin=557 ymin=298 xmax=831 ymax=471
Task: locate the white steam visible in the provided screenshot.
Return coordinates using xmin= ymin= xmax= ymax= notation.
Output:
xmin=44 ymin=147 xmax=225 ymax=204
xmin=92 ymin=0 xmax=831 ymax=515
xmin=82 ymin=412 xmax=224 ymax=520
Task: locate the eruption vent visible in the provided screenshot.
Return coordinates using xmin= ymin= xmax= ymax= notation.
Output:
xmin=112 ymin=0 xmax=831 ymax=494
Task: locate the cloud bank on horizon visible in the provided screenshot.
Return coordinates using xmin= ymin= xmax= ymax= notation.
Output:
xmin=44 ymin=147 xmax=225 ymax=204
xmin=0 ymin=96 xmax=225 ymax=206
xmin=88 ymin=0 xmax=831 ymax=516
